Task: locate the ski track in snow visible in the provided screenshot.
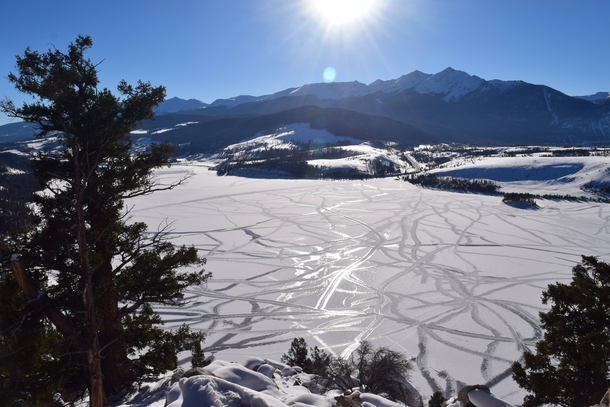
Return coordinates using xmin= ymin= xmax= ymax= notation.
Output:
xmin=130 ymin=165 xmax=610 ymax=404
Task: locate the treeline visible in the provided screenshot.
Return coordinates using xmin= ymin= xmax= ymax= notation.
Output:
xmin=582 ymin=181 xmax=610 ymax=197
xmin=404 ymin=173 xmax=501 ymax=194
xmin=217 ymin=157 xmax=398 ymax=180
xmin=501 ymin=147 xmax=547 ymax=157
xmin=218 ymin=159 xmax=316 ymax=178
xmin=504 ymin=148 xmax=609 ymax=157
xmin=405 ymin=173 xmax=610 ymax=204
xmin=502 ymin=192 xmax=537 ymax=206
xmin=409 ymin=151 xmax=452 ymax=167
xmin=506 ymin=192 xmax=610 ymax=205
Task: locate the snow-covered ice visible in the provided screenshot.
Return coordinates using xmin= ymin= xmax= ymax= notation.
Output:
xmin=126 ymin=156 xmax=610 ymax=405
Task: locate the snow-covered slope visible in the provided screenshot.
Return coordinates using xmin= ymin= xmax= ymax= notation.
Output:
xmin=214 ymin=123 xmax=361 ymax=151
xmin=433 ymin=156 xmax=610 ymax=198
xmin=211 ymin=123 xmax=410 ymax=177
xmin=431 ymin=151 xmax=610 ymax=197
xmin=368 ymin=70 xmax=433 ymax=94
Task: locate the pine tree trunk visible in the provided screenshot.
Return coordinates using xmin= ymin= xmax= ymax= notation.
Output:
xmin=98 ymin=261 xmax=133 ymax=396
xmin=84 ymin=271 xmax=108 ymax=407
xmin=88 ymin=341 xmax=108 ymax=407
xmin=101 ymin=317 xmax=132 ymax=395
xmin=74 ymin=154 xmax=108 ymax=407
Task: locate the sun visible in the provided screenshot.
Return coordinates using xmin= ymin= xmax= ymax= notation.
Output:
xmin=311 ymin=0 xmax=376 ymax=25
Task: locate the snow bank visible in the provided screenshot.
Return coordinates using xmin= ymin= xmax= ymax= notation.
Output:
xmin=166 ymin=375 xmax=286 ymax=407
xmin=163 ymin=359 xmax=415 ymax=407
xmin=212 ymin=364 xmax=281 ymax=396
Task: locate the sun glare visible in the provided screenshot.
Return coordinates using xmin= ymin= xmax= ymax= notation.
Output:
xmin=311 ymin=0 xmax=376 ymax=25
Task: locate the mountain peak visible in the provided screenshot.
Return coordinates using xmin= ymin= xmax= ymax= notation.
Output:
xmin=414 ymin=68 xmax=484 ymax=101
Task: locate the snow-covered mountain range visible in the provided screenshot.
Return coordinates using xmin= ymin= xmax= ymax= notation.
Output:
xmin=158 ymin=67 xmax=608 ymax=112
xmin=147 ymin=67 xmax=610 ymax=148
xmin=157 ymin=67 xmax=517 ymax=111
xmin=4 ymin=68 xmax=610 ymax=154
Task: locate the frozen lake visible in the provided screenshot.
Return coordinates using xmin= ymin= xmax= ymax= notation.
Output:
xmin=130 ymin=163 xmax=610 ymax=404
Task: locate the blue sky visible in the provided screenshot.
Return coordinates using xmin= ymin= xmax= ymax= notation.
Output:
xmin=1 ymin=0 xmax=609 ymax=126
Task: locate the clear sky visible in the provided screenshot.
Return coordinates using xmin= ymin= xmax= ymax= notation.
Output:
xmin=1 ymin=0 xmax=609 ymax=126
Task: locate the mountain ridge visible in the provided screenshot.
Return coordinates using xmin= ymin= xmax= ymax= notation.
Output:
xmin=573 ymin=91 xmax=610 ymax=104
xmin=159 ymin=67 xmax=599 ymax=112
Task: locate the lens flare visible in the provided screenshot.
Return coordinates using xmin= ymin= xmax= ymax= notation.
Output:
xmin=323 ymin=66 xmax=337 ymax=82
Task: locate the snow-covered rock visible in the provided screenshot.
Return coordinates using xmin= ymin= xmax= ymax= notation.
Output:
xmin=167 ymin=375 xmax=286 ymax=407
xmin=212 ymin=364 xmax=281 ymax=395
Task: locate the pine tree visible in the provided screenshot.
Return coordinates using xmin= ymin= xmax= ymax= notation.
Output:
xmin=511 ymin=256 xmax=610 ymax=407
xmin=281 ymin=337 xmax=331 ymax=376
xmin=428 ymin=391 xmax=447 ymax=407
xmin=282 ymin=337 xmax=310 ymax=370
xmin=0 ymin=35 xmax=209 ymax=407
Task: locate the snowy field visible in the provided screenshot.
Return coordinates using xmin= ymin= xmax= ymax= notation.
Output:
xmin=128 ymin=158 xmax=610 ymax=405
